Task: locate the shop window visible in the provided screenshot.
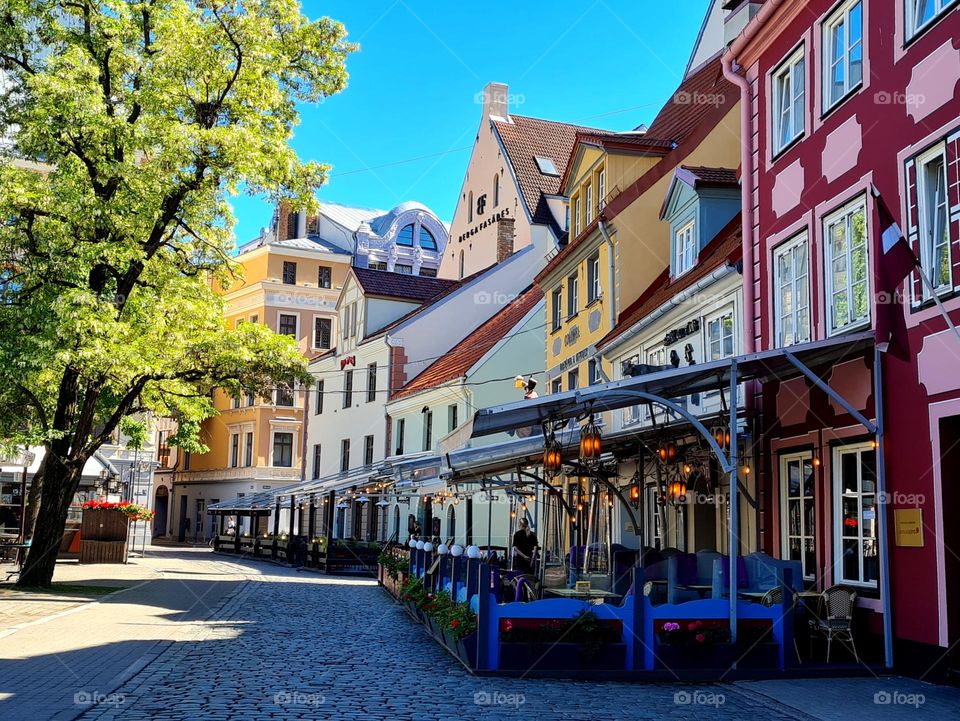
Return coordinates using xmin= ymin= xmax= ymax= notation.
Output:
xmin=824 ymin=196 xmax=870 ymax=334
xmin=781 ymin=452 xmax=816 ymax=579
xmin=833 ymin=444 xmax=878 ymax=587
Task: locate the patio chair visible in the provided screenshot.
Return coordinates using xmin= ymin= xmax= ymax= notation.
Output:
xmin=808 ymin=586 xmax=858 ymax=663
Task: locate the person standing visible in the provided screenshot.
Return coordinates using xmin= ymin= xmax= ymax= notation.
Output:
xmin=512 ymin=518 xmax=538 ymax=574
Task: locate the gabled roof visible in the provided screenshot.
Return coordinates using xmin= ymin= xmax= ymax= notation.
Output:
xmin=642 ymin=55 xmax=734 ymax=146
xmin=351 ymin=267 xmax=459 ymax=303
xmin=493 ymin=114 xmax=607 ymax=237
xmin=679 ymin=165 xmax=740 ymax=187
xmin=597 ymin=213 xmax=743 ymax=351
xmin=390 ymin=286 xmax=544 ymax=401
xmin=558 ymin=130 xmax=674 ymax=192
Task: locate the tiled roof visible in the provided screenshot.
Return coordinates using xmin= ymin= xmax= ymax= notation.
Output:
xmin=391 ymin=286 xmax=544 ymax=400
xmin=597 ymin=213 xmax=743 ymax=350
xmin=643 ymin=55 xmax=734 ymax=146
xmin=680 ymin=165 xmax=740 ymax=187
xmin=352 ymin=267 xmax=459 ymax=303
xmin=493 ymin=115 xmax=607 ymax=236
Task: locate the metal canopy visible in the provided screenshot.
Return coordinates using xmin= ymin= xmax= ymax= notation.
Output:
xmin=207 ymin=485 xmax=300 ymax=514
xmin=471 ymin=331 xmax=874 ymax=437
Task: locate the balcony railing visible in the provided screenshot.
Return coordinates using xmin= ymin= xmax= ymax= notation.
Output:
xmin=177 ymin=466 xmax=301 ymax=483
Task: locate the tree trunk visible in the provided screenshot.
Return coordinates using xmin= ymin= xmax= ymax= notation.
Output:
xmin=23 ymin=454 xmax=46 ymax=541
xmin=17 ymin=455 xmax=81 ymax=587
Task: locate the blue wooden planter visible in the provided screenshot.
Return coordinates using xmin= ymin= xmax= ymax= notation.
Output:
xmin=654 ymin=642 xmax=738 ymax=670
xmin=498 ymin=642 xmax=627 ymax=671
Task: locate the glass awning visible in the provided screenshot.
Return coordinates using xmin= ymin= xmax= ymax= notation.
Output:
xmin=471 ymin=332 xmax=874 ymax=437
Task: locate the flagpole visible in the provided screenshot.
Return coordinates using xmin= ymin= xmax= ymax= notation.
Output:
xmin=915 ymin=270 xmax=960 ymax=346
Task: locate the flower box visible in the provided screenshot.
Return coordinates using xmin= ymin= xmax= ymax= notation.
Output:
xmin=654 ymin=641 xmax=738 ymax=670
xmin=498 ymin=641 xmax=627 ymax=671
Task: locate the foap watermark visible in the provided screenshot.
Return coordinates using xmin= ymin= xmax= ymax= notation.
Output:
xmin=474 ymin=690 xmax=526 ymax=708
xmin=474 ymin=89 xmax=526 ymax=108
xmin=273 ymin=690 xmax=325 ymax=707
xmin=674 ymin=90 xmax=727 ymax=108
xmin=874 ymin=690 xmax=925 ymax=708
xmin=74 ymin=691 xmax=126 ymax=708
xmin=474 ymin=290 xmax=519 ymax=306
xmin=874 ymin=91 xmax=926 ymax=107
xmin=877 ymin=490 xmax=926 ymax=506
xmin=673 ymin=689 xmax=725 ymax=707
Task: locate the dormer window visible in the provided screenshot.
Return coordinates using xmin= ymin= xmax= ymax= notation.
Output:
xmin=535 ymin=156 xmax=559 ymax=176
xmin=418 ymin=226 xmax=438 ymax=250
xmin=674 ymin=221 xmax=696 ymax=277
xmin=397 ymin=224 xmax=414 ymax=247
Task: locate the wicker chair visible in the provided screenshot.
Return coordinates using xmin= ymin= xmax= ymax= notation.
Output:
xmin=809 ymin=585 xmax=858 ymax=662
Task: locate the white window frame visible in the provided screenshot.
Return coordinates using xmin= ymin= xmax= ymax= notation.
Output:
xmin=566 ymin=273 xmax=579 ymax=318
xmin=705 ymin=309 xmax=735 ymax=362
xmin=822 ymin=0 xmax=863 ymax=112
xmin=597 ymin=170 xmax=606 ymax=211
xmin=585 ymin=184 xmax=593 ymax=224
xmin=229 ymin=432 xmax=240 ymax=468
xmin=779 ymin=451 xmax=816 ymax=580
xmin=277 ymin=311 xmax=299 ymax=338
xmin=587 ymin=253 xmax=601 ymax=303
xmin=773 ymin=232 xmax=811 ymax=347
xmin=551 ymin=287 xmax=563 ymax=331
xmin=832 ymin=443 xmax=879 ymax=588
xmin=244 ymin=431 xmax=254 ymax=467
xmin=271 ymin=430 xmax=295 ymax=468
xmin=915 ymin=143 xmax=952 ymax=297
xmin=906 ymin=0 xmax=958 ymax=41
xmin=313 ymin=316 xmax=332 ymax=350
xmin=824 ymin=196 xmax=870 ymax=335
xmin=674 ymin=220 xmax=696 ymax=277
xmin=772 ymin=45 xmax=806 ymax=155
xmin=574 ymin=196 xmax=582 ymax=237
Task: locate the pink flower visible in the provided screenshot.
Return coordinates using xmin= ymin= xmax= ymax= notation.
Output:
xmin=695 ymin=633 xmax=706 ymax=643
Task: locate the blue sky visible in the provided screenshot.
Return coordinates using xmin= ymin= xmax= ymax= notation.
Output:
xmin=231 ymin=0 xmax=712 ymax=243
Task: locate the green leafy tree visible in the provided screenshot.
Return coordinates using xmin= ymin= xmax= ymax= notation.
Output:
xmin=0 ymin=0 xmax=354 ymax=586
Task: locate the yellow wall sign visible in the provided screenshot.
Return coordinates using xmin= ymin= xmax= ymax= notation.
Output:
xmin=894 ymin=509 xmax=924 ymax=547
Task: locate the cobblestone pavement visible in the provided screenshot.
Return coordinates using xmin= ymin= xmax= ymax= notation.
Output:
xmin=59 ymin=554 xmax=960 ymax=721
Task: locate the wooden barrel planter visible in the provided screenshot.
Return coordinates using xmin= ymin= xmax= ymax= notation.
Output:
xmin=79 ymin=507 xmax=130 ymax=564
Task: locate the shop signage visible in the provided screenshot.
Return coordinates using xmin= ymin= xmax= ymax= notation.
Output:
xmin=894 ymin=508 xmax=924 ymax=547
xmin=664 ymin=318 xmax=700 ymax=346
xmin=340 ymin=356 xmax=356 ymax=370
xmin=457 ymin=208 xmax=510 ymax=243
xmin=548 ymin=347 xmax=591 ymax=379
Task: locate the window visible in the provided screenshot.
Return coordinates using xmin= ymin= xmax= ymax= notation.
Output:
xmin=493 ymin=173 xmax=500 ymax=207
xmin=551 ymin=287 xmax=563 ymax=331
xmin=772 ymin=46 xmax=805 ymax=154
xmin=244 ymin=431 xmax=253 ymax=467
xmin=367 ymin=363 xmax=377 ymax=402
xmin=588 ymin=359 xmax=600 ymax=386
xmin=364 ymin=435 xmax=375 ymax=466
xmin=343 ymin=369 xmax=354 ymax=408
xmin=824 ymin=197 xmax=869 ymax=334
xmin=395 ymin=264 xmax=413 ymax=275
xmin=282 ymin=261 xmax=297 ymax=285
xmin=273 ymin=432 xmax=293 ymax=467
xmin=781 ymin=452 xmax=816 ymax=579
xmin=458 ymin=251 xmax=465 ymax=280
xmin=318 ymin=266 xmax=332 ymax=289
xmin=551 ymin=378 xmax=562 ymax=394
xmin=585 ymin=184 xmax=593 ymax=224
xmin=350 ymin=302 xmax=358 ymax=338
xmin=774 ymin=234 xmax=811 ymax=347
xmin=183 ymin=450 xmax=191 ymax=471
xmin=574 ymin=197 xmax=582 ymax=237
xmin=597 ymin=170 xmax=606 ymax=211
xmin=448 ymin=404 xmax=458 ymax=432
xmin=706 ymin=313 xmax=734 ymax=361
xmin=419 ymin=267 xmax=438 ymax=277
xmin=468 ymin=192 xmax=473 ymax=223
xmin=231 ymin=394 xmax=240 ymax=409
xmin=587 ymin=253 xmax=601 ymax=303
xmin=312 ymin=444 xmax=322 ymax=480
xmin=906 ymin=0 xmax=956 ymax=40
xmin=397 ymin=224 xmax=415 ymax=246
xmin=566 ymin=273 xmax=579 ymax=317
xmin=274 ymin=381 xmax=294 ymax=407
xmin=567 ymin=369 xmax=579 ymax=391
xmin=423 ymin=410 xmax=433 ymax=451
xmin=822 ymin=0 xmax=863 ymax=111
xmin=340 ymin=439 xmax=350 ymax=473
xmin=278 ymin=314 xmax=297 ymax=336
xmin=368 ymin=260 xmax=387 ymax=271
xmin=916 ymin=145 xmax=951 ymax=295
xmin=315 ymin=380 xmax=324 ymax=415
xmin=674 ymin=221 xmax=696 ymax=276
xmin=246 ymin=391 xmax=255 ymax=407
xmin=418 ymin=227 xmax=438 ymax=251
xmin=395 ymin=418 xmax=405 ymax=455
xmin=230 ymin=433 xmax=240 ymax=468
xmin=535 ymin=156 xmax=559 ymax=176
xmin=834 ymin=444 xmax=878 ymax=586
xmin=249 ymin=314 xmax=258 ymax=324
xmin=313 ymin=317 xmax=332 ymax=349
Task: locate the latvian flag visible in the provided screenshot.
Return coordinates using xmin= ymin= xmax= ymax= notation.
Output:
xmin=873 ymin=185 xmax=919 ymax=359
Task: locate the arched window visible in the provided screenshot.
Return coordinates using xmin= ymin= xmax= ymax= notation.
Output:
xmin=396 ymin=224 xmax=414 ymax=247
xmin=468 ymin=191 xmax=474 ymax=222
xmin=418 ymin=226 xmax=438 ymax=250
xmin=446 ymin=505 xmax=456 ymax=543
xmin=493 ymin=173 xmax=500 ymax=207
xmin=458 ymin=250 xmax=465 ymax=280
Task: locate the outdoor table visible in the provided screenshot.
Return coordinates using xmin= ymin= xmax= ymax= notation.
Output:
xmin=544 ymin=587 xmax=620 ymax=604
xmin=680 ymin=583 xmax=713 ymax=597
xmin=737 ymin=590 xmax=769 ymax=601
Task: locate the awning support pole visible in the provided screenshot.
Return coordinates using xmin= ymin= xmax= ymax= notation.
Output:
xmin=729 ymin=358 xmax=739 ymax=656
xmin=874 ymin=346 xmax=895 ymax=669
xmin=783 ymin=351 xmax=877 ymax=433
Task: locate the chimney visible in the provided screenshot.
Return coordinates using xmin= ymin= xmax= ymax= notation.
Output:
xmin=296 ymin=210 xmax=307 ymax=238
xmin=276 ymin=201 xmax=295 ymax=240
xmin=481 ymin=82 xmax=510 ymax=122
xmin=496 ymin=217 xmax=515 ymax=263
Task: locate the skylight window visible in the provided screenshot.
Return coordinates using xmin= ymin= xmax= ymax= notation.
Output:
xmin=535 ymin=156 xmax=559 ymax=176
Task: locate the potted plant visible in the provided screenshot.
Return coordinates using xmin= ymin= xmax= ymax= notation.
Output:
xmin=497 ymin=610 xmax=626 ymax=671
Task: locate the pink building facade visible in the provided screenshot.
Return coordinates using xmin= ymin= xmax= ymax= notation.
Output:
xmin=726 ymin=0 xmax=960 ymax=674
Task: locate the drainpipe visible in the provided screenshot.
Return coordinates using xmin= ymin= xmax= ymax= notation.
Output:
xmin=598 ymin=220 xmax=617 ymax=332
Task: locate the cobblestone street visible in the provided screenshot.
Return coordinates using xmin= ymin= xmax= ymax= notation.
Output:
xmin=1 ymin=548 xmax=951 ymax=721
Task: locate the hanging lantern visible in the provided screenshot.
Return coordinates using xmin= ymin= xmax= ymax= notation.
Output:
xmin=543 ymin=432 xmax=563 ymax=476
xmin=629 ymin=480 xmax=641 ymax=510
xmin=656 ymin=440 xmax=677 ymax=463
xmin=579 ymin=419 xmax=603 ymax=463
xmin=668 ymin=478 xmax=687 ymax=504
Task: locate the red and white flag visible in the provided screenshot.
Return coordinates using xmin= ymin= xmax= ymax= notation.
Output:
xmin=873 ymin=185 xmax=919 ymax=358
